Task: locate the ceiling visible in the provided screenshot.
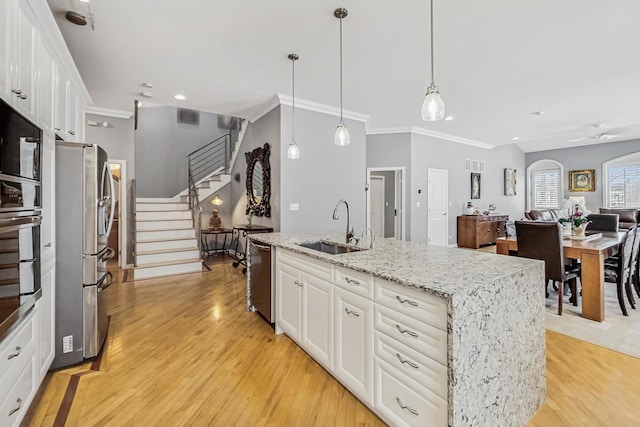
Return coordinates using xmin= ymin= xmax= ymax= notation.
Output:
xmin=46 ymin=0 xmax=640 ymax=152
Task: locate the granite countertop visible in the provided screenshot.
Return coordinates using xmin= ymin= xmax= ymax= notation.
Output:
xmin=249 ymin=232 xmax=541 ymax=300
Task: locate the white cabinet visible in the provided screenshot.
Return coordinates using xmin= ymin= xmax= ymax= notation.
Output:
xmin=300 ymin=272 xmax=333 ymax=369
xmin=36 ymin=38 xmax=55 ymax=132
xmin=0 ymin=0 xmax=10 ymax=97
xmin=67 ymin=83 xmax=81 ymax=140
xmin=37 ymin=267 xmax=55 ymax=380
xmin=334 ymin=286 xmax=373 ymax=405
xmin=9 ymin=0 xmax=38 ymax=120
xmin=40 ymin=131 xmax=55 ymax=262
xmin=53 ymin=63 xmax=67 ymax=136
xmin=276 ymin=261 xmax=301 ymax=339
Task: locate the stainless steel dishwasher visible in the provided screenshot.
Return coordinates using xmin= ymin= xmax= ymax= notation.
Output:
xmin=249 ymin=240 xmax=274 ymax=323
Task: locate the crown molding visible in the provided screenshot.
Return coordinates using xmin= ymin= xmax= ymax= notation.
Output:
xmin=410 ymin=127 xmax=494 ymax=149
xmin=367 ymin=127 xmax=413 ymax=135
xmin=85 ymin=106 xmax=133 ymax=119
xmin=246 ymin=96 xmax=281 ymax=123
xmin=277 ymin=94 xmax=370 ymax=124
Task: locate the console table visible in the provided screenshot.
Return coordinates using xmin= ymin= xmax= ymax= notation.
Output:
xmin=201 ymin=228 xmax=233 ymax=257
xmin=457 ymin=215 xmax=509 ymax=249
xmin=230 ymin=224 xmax=274 ymax=274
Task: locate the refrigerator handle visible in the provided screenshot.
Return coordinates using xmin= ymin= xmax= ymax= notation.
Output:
xmin=103 ymin=162 xmax=116 ymax=238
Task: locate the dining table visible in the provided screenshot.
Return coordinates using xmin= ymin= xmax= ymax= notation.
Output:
xmin=496 ymin=231 xmax=626 ymax=322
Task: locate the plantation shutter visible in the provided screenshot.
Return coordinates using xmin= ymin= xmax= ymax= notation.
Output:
xmin=608 ymin=165 xmax=640 ymax=208
xmin=532 ymin=169 xmax=560 ymax=208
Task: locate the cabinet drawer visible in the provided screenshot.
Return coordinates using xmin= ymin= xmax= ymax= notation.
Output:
xmin=375 ymin=358 xmax=447 ymax=427
xmin=0 ymin=311 xmax=35 ymax=395
xmin=374 ymin=305 xmax=447 ymax=365
xmin=375 ymin=331 xmax=447 ymax=399
xmin=334 ymin=265 xmax=373 ymax=299
xmin=278 ymin=249 xmax=333 ymax=283
xmin=374 ymin=278 xmax=447 ymax=331
xmin=0 ymin=358 xmax=34 ymax=427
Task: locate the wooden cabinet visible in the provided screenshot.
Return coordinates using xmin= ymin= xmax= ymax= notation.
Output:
xmin=457 ymin=215 xmax=508 ymax=249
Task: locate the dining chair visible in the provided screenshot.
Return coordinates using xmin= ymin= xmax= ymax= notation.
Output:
xmin=515 ymin=221 xmax=580 ymax=315
xmin=604 ymin=226 xmax=637 ymax=316
xmin=627 ymin=225 xmax=640 ymax=299
xmin=586 ymin=213 xmax=619 ymax=232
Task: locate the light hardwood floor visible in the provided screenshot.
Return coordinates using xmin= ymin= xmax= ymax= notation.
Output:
xmin=24 ymin=256 xmax=640 ymax=426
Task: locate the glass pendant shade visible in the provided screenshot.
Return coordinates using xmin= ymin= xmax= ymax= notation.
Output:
xmin=211 ymin=194 xmax=223 ymax=205
xmin=421 ymin=84 xmax=445 ymax=121
xmin=287 ymin=141 xmax=300 ymax=159
xmin=334 ymin=122 xmax=350 ymax=146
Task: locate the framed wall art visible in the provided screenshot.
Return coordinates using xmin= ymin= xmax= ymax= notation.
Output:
xmin=504 ymin=168 xmax=516 ymax=196
xmin=568 ymin=169 xmax=595 ymax=192
xmin=471 ymin=173 xmax=481 ymax=199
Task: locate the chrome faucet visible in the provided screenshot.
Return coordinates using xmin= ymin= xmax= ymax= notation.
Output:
xmin=361 ymin=228 xmax=375 ymax=249
xmin=332 ymin=199 xmax=355 ymax=244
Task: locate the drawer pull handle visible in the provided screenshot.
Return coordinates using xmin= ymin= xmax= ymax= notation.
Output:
xmin=294 ymin=280 xmax=302 ymax=287
xmin=8 ymin=398 xmax=22 ymax=416
xmin=7 ymin=346 xmax=21 ymax=360
xmin=11 ymin=89 xmax=22 ymax=95
xmin=395 ymin=397 xmax=419 ymax=416
xmin=345 ymin=277 xmax=360 ymax=285
xmin=395 ymin=324 xmax=418 ymax=338
xmin=345 ymin=308 xmax=360 ymax=318
xmin=45 ymin=243 xmax=52 ymax=247
xmin=395 ymin=295 xmax=418 ymax=307
xmin=396 ymin=352 xmax=419 ymax=369
xmin=18 ymin=94 xmax=27 ymax=100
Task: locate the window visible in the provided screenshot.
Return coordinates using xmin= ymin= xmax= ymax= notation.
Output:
xmin=604 ymin=153 xmax=640 ymax=208
xmin=531 ymin=169 xmax=560 ymax=208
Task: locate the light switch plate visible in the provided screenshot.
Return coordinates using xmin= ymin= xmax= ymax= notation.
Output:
xmin=290 ymin=203 xmax=299 ymax=211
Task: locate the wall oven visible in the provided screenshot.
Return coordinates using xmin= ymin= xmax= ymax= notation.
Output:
xmin=0 ymin=97 xmax=42 ymax=341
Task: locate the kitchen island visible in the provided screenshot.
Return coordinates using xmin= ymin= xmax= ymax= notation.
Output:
xmin=247 ymin=232 xmax=545 ymax=427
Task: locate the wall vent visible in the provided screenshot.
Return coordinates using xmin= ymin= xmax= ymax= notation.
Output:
xmin=177 ymin=108 xmax=199 ymax=125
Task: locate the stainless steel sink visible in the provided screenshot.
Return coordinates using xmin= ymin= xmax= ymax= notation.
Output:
xmin=297 ymin=240 xmax=366 ymax=255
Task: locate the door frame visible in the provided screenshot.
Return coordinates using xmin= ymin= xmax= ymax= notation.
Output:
xmin=369 ymin=175 xmax=385 ymax=238
xmin=108 ymin=159 xmax=129 ymax=268
xmin=366 ymin=167 xmax=406 ymax=241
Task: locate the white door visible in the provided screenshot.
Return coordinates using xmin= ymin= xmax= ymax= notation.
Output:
xmin=428 ymin=169 xmax=448 ymax=246
xmin=370 ymin=176 xmax=385 ymax=239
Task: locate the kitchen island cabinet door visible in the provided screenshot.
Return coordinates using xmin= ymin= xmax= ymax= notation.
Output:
xmin=334 ymin=286 xmax=374 ymax=406
xmin=275 ymin=261 xmax=301 ymax=340
xmin=300 ymin=272 xmax=334 ymax=370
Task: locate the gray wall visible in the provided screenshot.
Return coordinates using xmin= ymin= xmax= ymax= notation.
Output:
xmin=525 ymin=138 xmax=640 ymax=210
xmin=230 ymin=107 xmax=281 ymax=237
xmin=280 ymin=106 xmax=367 ymax=236
xmin=371 ymin=171 xmax=395 ymax=238
xmin=135 ymin=106 xmax=230 ymax=198
xmin=367 ymin=133 xmax=412 ymax=238
xmin=367 ymin=132 xmax=526 ymax=245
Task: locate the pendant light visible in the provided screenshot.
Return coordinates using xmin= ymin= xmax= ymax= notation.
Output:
xmin=421 ymin=0 xmax=445 ymax=121
xmin=287 ymin=53 xmax=300 ymax=159
xmin=334 ymin=8 xmax=350 ymax=146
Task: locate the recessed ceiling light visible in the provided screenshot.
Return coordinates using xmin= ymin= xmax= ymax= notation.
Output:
xmin=141 ymin=91 xmax=153 ymax=98
xmin=142 ymin=82 xmax=153 ymax=88
xmin=174 ymin=94 xmax=186 ymax=100
xmin=512 ymin=137 xmax=520 ymax=141
xmin=531 ymin=111 xmax=545 ymax=116
xmin=79 ymin=0 xmax=90 ymax=2
xmin=444 ymin=116 xmax=454 ymax=121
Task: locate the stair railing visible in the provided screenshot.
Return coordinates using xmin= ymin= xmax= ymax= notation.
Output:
xmin=187 ymin=118 xmax=242 ymax=186
xmin=188 ymin=169 xmax=202 ymax=256
xmin=130 ymin=179 xmax=137 ymax=267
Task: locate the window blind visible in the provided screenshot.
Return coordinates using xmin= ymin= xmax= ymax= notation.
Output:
xmin=532 ymin=169 xmax=560 ymax=208
xmin=608 ymin=165 xmax=640 ymax=208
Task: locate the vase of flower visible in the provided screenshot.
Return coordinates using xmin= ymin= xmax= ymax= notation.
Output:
xmin=572 ymin=223 xmax=588 ymax=236
xmin=560 ymin=203 xmax=591 ymax=236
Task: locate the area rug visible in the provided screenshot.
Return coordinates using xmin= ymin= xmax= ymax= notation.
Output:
xmin=545 ymin=284 xmax=640 ymax=358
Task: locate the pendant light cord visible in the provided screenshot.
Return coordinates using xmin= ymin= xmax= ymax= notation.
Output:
xmin=339 ymin=14 xmax=344 ymax=122
xmin=430 ymin=0 xmax=435 ymax=86
xmin=292 ymin=57 xmax=295 ymax=142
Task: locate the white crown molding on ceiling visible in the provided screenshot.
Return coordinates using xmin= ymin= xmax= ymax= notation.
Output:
xmin=249 ymin=94 xmax=495 ymax=149
xmin=85 ymin=106 xmax=133 ymax=119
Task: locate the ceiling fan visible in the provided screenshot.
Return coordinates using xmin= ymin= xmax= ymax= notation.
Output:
xmin=567 ymin=124 xmax=619 ymax=143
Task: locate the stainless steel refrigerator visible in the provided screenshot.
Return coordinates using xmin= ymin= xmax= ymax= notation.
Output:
xmin=52 ymin=142 xmax=115 ymax=369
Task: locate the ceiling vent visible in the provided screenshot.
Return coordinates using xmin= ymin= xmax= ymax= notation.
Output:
xmin=177 ymin=108 xmax=199 ymax=126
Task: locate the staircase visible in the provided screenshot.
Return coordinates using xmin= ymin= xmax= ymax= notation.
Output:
xmin=132 ymin=119 xmax=246 ymax=280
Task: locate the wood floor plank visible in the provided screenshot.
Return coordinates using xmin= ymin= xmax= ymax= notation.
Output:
xmin=22 ymin=257 xmax=640 ymax=427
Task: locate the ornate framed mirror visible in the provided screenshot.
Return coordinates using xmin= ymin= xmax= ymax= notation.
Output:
xmin=245 ymin=143 xmax=271 ymax=217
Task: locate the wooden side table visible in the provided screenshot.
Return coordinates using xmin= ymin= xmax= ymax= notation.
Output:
xmin=201 ymin=228 xmax=233 ymax=257
xmin=230 ymin=224 xmax=274 ymax=274
xmin=457 ymin=215 xmax=509 ymax=248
